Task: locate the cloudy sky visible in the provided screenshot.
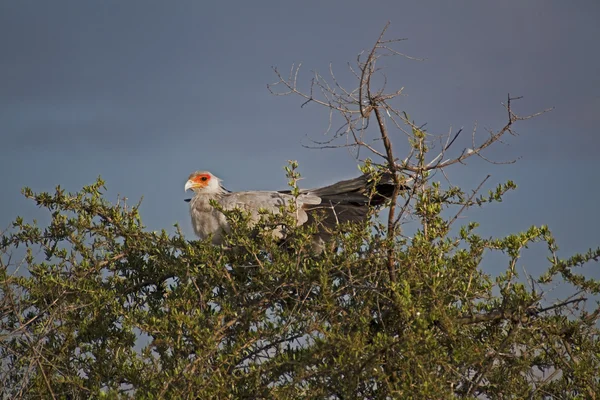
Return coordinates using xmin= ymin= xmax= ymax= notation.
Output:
xmin=1 ymin=1 xmax=598 ymax=280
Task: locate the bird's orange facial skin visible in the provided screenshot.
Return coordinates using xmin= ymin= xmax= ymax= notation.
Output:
xmin=187 ymin=173 xmax=211 ymax=189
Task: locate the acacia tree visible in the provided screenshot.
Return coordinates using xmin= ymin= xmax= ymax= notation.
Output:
xmin=2 ymin=25 xmax=599 ymax=399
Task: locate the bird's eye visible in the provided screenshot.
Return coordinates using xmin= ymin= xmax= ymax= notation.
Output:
xmin=201 ymin=176 xmax=208 ymax=181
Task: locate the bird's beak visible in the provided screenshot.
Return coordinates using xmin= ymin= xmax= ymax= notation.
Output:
xmin=184 ymin=180 xmax=195 ymax=192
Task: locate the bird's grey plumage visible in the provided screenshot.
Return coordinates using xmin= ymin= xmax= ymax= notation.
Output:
xmin=189 ymin=190 xmax=321 ymax=244
xmin=185 ymin=170 xmax=403 ymax=251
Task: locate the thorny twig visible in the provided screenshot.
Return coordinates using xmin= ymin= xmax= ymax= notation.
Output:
xmin=269 ymin=24 xmax=551 ymax=285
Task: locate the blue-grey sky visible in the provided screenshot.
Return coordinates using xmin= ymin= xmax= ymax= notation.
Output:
xmin=1 ymin=1 xmax=598 ymax=280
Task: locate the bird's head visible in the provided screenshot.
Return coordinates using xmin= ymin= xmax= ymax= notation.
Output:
xmin=184 ymin=171 xmax=222 ymax=194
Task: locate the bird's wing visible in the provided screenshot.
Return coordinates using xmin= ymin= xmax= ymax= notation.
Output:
xmin=277 ymin=173 xmax=406 ymax=246
xmin=305 ymin=173 xmax=400 ymax=206
xmin=219 ymin=191 xmax=321 ymax=226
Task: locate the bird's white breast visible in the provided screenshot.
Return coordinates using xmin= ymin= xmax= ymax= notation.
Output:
xmin=189 ymin=194 xmax=230 ymax=245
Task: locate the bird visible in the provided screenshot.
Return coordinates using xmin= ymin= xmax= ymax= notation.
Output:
xmin=184 ymin=170 xmax=405 ymax=252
